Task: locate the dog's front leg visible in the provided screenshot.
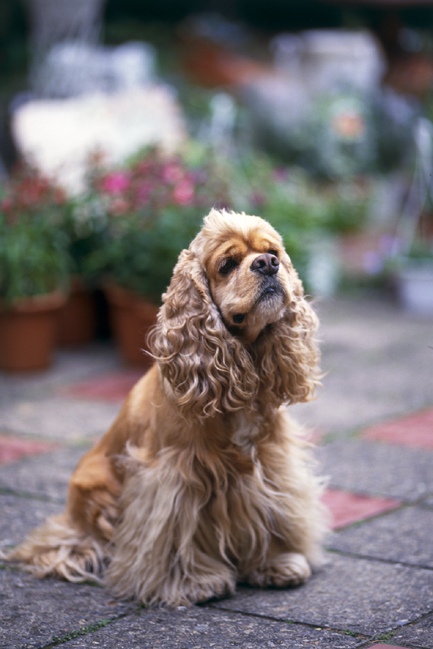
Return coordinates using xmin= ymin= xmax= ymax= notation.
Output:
xmin=105 ymin=460 xmax=236 ymax=606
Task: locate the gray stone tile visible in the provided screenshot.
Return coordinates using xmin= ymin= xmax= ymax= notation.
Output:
xmin=211 ymin=554 xmax=433 ymax=635
xmin=392 ymin=612 xmax=433 ymax=649
xmin=292 ymin=297 xmax=433 ymax=435
xmin=0 ymin=445 xmax=90 ymax=500
xmin=0 ymin=494 xmax=63 ymax=551
xmin=0 ymin=398 xmax=121 ymax=442
xmin=0 ymin=343 xmax=121 ymax=404
xmin=0 ymin=568 xmax=135 ymax=649
xmin=329 ymin=505 xmax=433 ymax=569
xmin=62 ymin=605 xmax=363 ymax=649
xmin=320 ymin=441 xmax=433 ymax=501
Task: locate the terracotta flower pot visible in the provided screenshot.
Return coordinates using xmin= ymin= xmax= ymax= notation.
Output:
xmin=104 ymin=283 xmax=159 ymax=366
xmin=0 ymin=291 xmax=67 ymax=371
xmin=57 ymin=277 xmax=97 ymax=346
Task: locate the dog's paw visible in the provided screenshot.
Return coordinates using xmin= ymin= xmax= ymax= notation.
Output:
xmin=169 ymin=570 xmax=236 ymax=606
xmin=247 ymin=552 xmax=311 ymax=588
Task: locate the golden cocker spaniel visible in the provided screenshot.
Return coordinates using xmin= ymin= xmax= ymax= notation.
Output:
xmin=9 ymin=209 xmax=328 ymax=606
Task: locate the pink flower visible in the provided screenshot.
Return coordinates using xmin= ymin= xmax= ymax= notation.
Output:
xmin=251 ymin=191 xmax=266 ymax=206
xmin=173 ymin=179 xmax=195 ymax=205
xmin=162 ymin=162 xmax=184 ymax=184
xmin=135 ymin=182 xmax=152 ymax=207
xmin=101 ymin=172 xmax=130 ymax=195
xmin=272 ymin=168 xmax=289 ymax=183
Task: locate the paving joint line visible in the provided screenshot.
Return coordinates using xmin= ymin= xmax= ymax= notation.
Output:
xmin=205 ymin=601 xmax=370 ymax=640
xmin=369 ymin=607 xmax=433 ymax=648
xmin=0 ymin=561 xmax=23 ymax=572
xmin=327 ymin=547 xmax=433 ymax=572
xmin=36 ymin=611 xmax=136 ymax=649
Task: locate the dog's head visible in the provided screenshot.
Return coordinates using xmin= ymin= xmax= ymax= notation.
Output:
xmin=191 ymin=210 xmax=296 ymax=344
xmin=150 ymin=209 xmax=320 ymax=419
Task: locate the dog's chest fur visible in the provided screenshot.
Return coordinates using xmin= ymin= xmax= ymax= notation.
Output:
xmin=230 ymin=411 xmax=265 ymax=456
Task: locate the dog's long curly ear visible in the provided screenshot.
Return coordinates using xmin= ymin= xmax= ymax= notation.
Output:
xmin=149 ymin=249 xmax=258 ymax=419
xmin=253 ymin=255 xmax=321 ymax=408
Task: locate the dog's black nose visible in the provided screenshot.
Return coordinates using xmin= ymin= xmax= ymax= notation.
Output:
xmin=250 ymin=253 xmax=279 ymax=276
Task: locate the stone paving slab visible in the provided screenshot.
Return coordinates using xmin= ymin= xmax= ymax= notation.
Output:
xmin=329 ymin=505 xmax=433 ymax=569
xmin=60 ymin=605 xmax=363 ymax=649
xmin=61 ymin=369 xmax=144 ymax=402
xmin=0 ymin=445 xmax=90 ymax=501
xmin=0 ymin=494 xmax=62 ymax=551
xmin=0 ymin=344 xmax=121 ymax=404
xmin=320 ymin=440 xmax=433 ymax=502
xmin=391 ymin=612 xmax=433 ymax=649
xmin=0 ymin=297 xmax=432 ymax=648
xmin=291 ymin=298 xmax=433 ymax=436
xmin=0 ymin=398 xmax=121 ymax=442
xmin=211 ymin=554 xmax=433 ymax=636
xmin=0 ymin=568 xmax=135 ymax=649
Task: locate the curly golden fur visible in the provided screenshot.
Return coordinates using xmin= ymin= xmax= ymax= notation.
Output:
xmin=6 ymin=209 xmax=328 ymax=606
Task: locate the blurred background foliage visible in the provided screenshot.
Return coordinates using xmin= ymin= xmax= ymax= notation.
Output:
xmin=2 ymin=1 xmax=433 ymax=85
xmin=1 ymin=0 xmax=433 ymax=303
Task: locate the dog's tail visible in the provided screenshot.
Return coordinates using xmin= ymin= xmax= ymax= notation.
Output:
xmin=1 ymin=513 xmax=110 ymax=583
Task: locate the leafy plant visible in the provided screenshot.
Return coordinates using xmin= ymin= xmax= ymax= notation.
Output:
xmin=84 ymin=145 xmax=230 ymax=302
xmin=0 ymin=166 xmax=69 ymax=305
xmin=82 ymin=144 xmax=369 ymax=299
xmin=214 ymin=151 xmax=369 ymax=281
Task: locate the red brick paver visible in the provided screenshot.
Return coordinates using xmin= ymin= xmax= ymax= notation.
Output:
xmin=61 ymin=369 xmax=144 ymax=402
xmin=322 ymin=489 xmax=401 ymax=530
xmin=0 ymin=435 xmax=55 ymax=465
xmin=363 ymin=409 xmax=433 ymax=449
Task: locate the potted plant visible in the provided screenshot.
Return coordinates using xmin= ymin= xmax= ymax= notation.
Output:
xmin=214 ymin=151 xmax=369 ymax=295
xmin=82 ymin=143 xmax=370 ymax=366
xmin=0 ymin=166 xmax=70 ymax=371
xmin=391 ymin=238 xmax=433 ymax=314
xmin=56 ymin=187 xmax=109 ymax=346
xmin=84 ymin=146 xmax=230 ymax=365
xmin=386 ymin=117 xmax=433 ymax=313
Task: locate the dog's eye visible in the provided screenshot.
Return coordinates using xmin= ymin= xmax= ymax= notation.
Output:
xmin=219 ymin=258 xmax=237 ymax=276
xmin=268 ymin=249 xmax=278 ymax=257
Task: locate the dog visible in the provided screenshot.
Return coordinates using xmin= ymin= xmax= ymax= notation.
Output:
xmin=8 ymin=209 xmax=328 ymax=606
